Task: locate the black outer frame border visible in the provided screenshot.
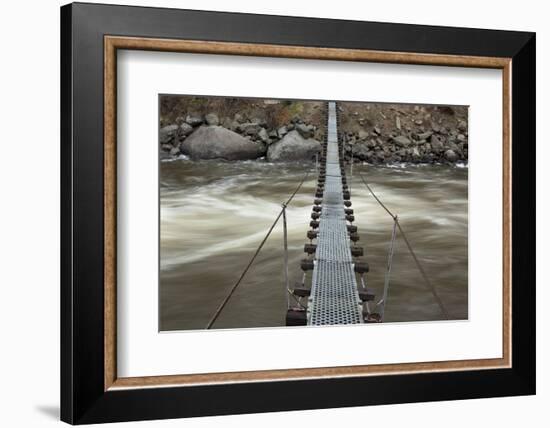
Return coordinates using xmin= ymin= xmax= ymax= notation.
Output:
xmin=60 ymin=2 xmax=536 ymax=425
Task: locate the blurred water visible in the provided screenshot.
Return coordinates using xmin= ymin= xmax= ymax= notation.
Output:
xmin=160 ymin=159 xmax=468 ymax=331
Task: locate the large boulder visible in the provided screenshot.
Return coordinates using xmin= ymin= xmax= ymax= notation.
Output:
xmin=180 ymin=126 xmax=266 ymax=160
xmin=267 ymin=130 xmax=321 ymax=162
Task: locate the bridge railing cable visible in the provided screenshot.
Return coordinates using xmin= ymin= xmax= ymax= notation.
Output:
xmin=205 ymin=171 xmax=310 ymax=329
xmin=378 ymin=215 xmax=398 ymax=321
xmin=357 ymin=172 xmax=450 ymax=320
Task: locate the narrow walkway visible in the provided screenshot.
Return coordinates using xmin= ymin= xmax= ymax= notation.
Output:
xmin=308 ymin=102 xmax=364 ymax=325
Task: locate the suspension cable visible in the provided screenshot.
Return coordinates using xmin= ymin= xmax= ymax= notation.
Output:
xmin=378 ymin=215 xmax=398 ymax=321
xmin=396 ymin=221 xmax=450 ymax=319
xmin=206 ymin=170 xmax=310 ymax=329
xmin=357 ymin=172 xmax=450 ymax=320
xmin=358 ymin=173 xmax=396 ymax=220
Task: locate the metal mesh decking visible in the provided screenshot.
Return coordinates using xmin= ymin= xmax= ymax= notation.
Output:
xmin=308 ymin=102 xmax=363 ymax=325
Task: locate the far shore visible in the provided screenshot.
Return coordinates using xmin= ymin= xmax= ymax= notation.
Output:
xmin=160 ymin=97 xmax=468 ymax=165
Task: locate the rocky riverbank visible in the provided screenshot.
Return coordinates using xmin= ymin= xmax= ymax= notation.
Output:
xmin=340 ymin=102 xmax=468 ymax=164
xmin=160 ymin=97 xmax=325 ymax=162
xmin=159 ymin=97 xmax=468 ymax=165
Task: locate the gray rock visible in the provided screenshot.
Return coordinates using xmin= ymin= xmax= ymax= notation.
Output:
xmin=376 ymin=150 xmax=386 ymax=162
xmin=451 ymin=144 xmax=461 ymax=154
xmin=251 ymin=117 xmax=267 ymax=127
xmin=373 ymin=126 xmax=381 ymax=135
xmin=430 ymin=134 xmax=446 ymax=153
xmin=268 ymin=129 xmax=278 ymax=139
xmin=352 ymin=142 xmax=370 ymax=160
xmin=257 ymin=128 xmax=269 ymax=143
xmin=444 ymin=149 xmax=458 ymax=162
xmin=393 ymin=135 xmax=411 ymax=147
xmin=160 ymin=125 xmax=178 ymax=144
xmin=170 ymin=146 xmax=180 ymax=156
xmin=295 ymin=123 xmax=314 ymax=139
xmin=205 ymin=113 xmax=220 ymax=126
xmin=239 ymin=122 xmax=262 ymax=136
xmin=396 ymin=116 xmax=401 ymax=130
xmin=185 ymin=114 xmax=203 ymax=127
xmin=178 ymin=123 xmax=194 ymax=137
xmin=358 ymin=130 xmax=369 ymax=140
xmin=277 ymin=126 xmax=288 ymax=137
xmin=417 ymin=131 xmax=433 ymax=140
xmin=423 ymin=153 xmax=435 ymax=163
xmin=234 ymin=113 xmax=245 ymax=123
xmin=180 ymin=126 xmax=265 ymax=160
xmin=221 ymin=117 xmax=233 ymax=128
xmin=266 ymin=130 xmax=321 ymax=162
xmin=228 ymin=120 xmax=240 ymax=132
xmin=457 ymin=120 xmax=468 ymax=132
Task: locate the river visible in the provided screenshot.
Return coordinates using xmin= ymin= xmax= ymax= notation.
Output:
xmin=160 ymin=158 xmax=468 ymax=331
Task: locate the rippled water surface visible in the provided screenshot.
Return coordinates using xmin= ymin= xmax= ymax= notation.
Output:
xmin=160 ymin=159 xmax=468 ymax=331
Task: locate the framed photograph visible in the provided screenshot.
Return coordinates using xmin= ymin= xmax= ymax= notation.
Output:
xmin=61 ymin=2 xmax=535 ymax=424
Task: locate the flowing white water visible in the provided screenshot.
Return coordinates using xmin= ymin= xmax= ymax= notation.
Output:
xmin=160 ymin=159 xmax=468 ymax=331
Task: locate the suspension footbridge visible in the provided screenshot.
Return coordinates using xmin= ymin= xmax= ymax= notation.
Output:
xmin=206 ymin=101 xmax=448 ymax=329
xmin=287 ymin=102 xmax=373 ymax=326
